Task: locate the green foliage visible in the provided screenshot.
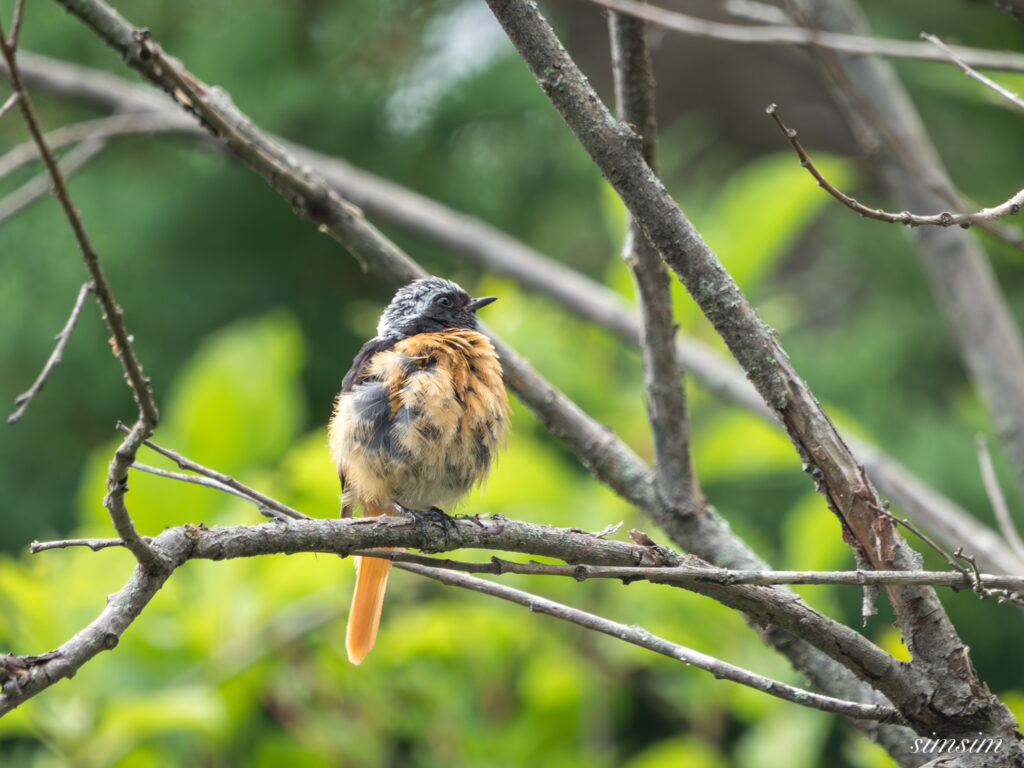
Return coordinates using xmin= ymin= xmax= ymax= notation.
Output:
xmin=4 ymin=0 xmax=1024 ymax=765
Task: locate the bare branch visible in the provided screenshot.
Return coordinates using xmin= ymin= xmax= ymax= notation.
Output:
xmin=29 ymin=536 xmax=124 ymax=553
xmin=5 ymin=512 xmax=906 ymax=721
xmin=609 ymin=10 xmax=697 ymax=511
xmin=120 ymin=424 xmax=307 ymax=521
xmin=351 ymin=549 xmax=1024 ymax=595
xmin=788 ymin=0 xmax=1024 ymax=512
xmin=922 ymin=33 xmax=1024 ymax=112
xmin=0 ymin=33 xmax=157 ymax=428
xmin=397 ymin=562 xmax=904 ymax=723
xmin=28 ymin=534 xmax=1024 ymax=599
xmin=0 ymin=137 xmax=108 ymax=225
xmin=582 ymin=0 xmax=1024 ymax=73
xmin=0 ymin=111 xmax=196 ymax=183
xmin=485 ymin=0 xmax=1015 ymax=736
xmin=7 ymin=281 xmax=92 ymax=424
xmin=767 ymin=104 xmax=1024 ymax=228
xmin=103 ymin=420 xmax=162 ymax=571
xmin=975 ymin=435 xmax=1024 ymax=565
xmin=7 ymin=0 xmax=25 ymax=50
xmin=0 ymin=15 xmax=161 ymax=571
xmin=131 ymin=462 xmax=292 ymax=520
xmin=38 ymin=1 xmax=991 ymax=740
xmin=12 ymin=55 xmax=1021 ymax=583
xmin=0 ymin=90 xmax=18 ymax=119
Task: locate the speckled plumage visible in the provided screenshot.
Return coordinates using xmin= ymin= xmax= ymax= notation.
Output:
xmin=328 ymin=277 xmax=509 ymax=664
xmin=329 ymin=327 xmax=509 ymax=512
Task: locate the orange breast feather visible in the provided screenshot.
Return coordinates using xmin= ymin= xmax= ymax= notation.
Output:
xmin=331 ymin=329 xmax=508 ymax=512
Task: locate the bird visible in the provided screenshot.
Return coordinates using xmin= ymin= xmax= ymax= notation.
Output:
xmin=328 ymin=276 xmax=510 ymax=665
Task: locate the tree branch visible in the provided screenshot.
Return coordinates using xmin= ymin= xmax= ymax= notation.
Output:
xmin=0 ymin=136 xmax=108 ymax=225
xmin=485 ymin=0 xmax=1014 ymax=737
xmin=4 ymin=510 xmax=910 ymax=724
xmin=582 ymin=0 xmax=1024 ymax=73
xmin=609 ymin=9 xmax=697 ymax=512
xmin=7 ymin=281 xmax=93 ymax=424
xmin=0 ymin=11 xmax=160 ymax=571
xmin=0 ymin=90 xmax=18 ymax=119
xmin=767 ymin=103 xmax=1024 ymax=228
xmin=396 ymin=562 xmax=904 ymax=723
xmin=787 ymin=0 xmax=1024 ymax=512
xmin=0 ymin=111 xmax=196 ymax=183
xmin=975 ymin=435 xmax=1024 ymax=565
xmin=16 ymin=51 xmax=1023 ymax=582
xmin=4 ymin=511 xmax=911 ymax=715
xmin=922 ymin=33 xmax=1024 ymax=112
xmin=35 ymin=0 xmax=1005 ymax=745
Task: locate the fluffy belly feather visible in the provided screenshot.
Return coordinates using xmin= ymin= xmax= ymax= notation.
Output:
xmin=329 ymin=330 xmax=508 ymax=513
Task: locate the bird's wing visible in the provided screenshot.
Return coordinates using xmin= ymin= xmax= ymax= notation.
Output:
xmin=340 ymin=335 xmax=398 ymax=393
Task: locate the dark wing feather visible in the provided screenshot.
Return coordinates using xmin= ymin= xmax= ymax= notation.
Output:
xmin=341 ymin=336 xmax=398 ymax=393
xmin=337 ymin=335 xmax=399 ymax=512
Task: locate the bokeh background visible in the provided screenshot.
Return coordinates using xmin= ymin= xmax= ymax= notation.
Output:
xmin=3 ymin=0 xmax=1024 ymax=766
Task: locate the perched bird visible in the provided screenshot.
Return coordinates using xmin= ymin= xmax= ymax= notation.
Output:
xmin=328 ymin=277 xmax=509 ymax=664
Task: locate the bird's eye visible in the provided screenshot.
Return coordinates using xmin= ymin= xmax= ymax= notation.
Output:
xmin=434 ymin=294 xmax=454 ymax=308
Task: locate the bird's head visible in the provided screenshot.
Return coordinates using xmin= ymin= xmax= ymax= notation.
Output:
xmin=376 ymin=277 xmax=497 ymax=338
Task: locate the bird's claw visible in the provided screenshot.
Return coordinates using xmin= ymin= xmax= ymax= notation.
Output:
xmin=394 ymin=503 xmax=459 ymax=551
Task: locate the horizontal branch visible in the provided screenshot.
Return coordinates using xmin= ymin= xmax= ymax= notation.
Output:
xmin=4 ymin=512 xmax=904 ymax=716
xmin=582 ymin=0 xmax=1024 ymax=73
xmin=41 ymin=536 xmax=1024 ymax=594
xmin=398 ymin=562 xmax=903 ymax=723
xmin=350 ymin=550 xmax=1024 ymax=594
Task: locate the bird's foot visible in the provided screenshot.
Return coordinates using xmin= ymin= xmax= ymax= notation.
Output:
xmin=394 ymin=504 xmax=459 ymax=551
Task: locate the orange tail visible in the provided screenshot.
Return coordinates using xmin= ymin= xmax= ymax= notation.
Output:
xmin=345 ymin=552 xmax=392 ymax=665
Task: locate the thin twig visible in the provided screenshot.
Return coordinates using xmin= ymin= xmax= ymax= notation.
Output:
xmin=103 ymin=419 xmax=163 ymax=571
xmin=396 ymin=562 xmax=904 ymax=724
xmin=0 ymin=137 xmax=108 ymax=225
xmin=0 ymin=111 xmax=195 ymax=183
xmin=29 ymin=537 xmax=124 ymax=553
xmin=0 ymin=90 xmax=18 ymax=119
xmin=609 ymin=9 xmax=697 ymax=512
xmin=131 ymin=462 xmax=292 ymax=520
xmin=6 ymin=0 xmax=25 ymax=51
xmin=353 ymin=549 xmax=1024 ymax=592
xmin=975 ymin=434 xmax=1024 ymax=564
xmin=582 ymin=0 xmax=1024 ymax=73
xmin=922 ymin=32 xmax=1024 ymax=112
xmin=8 ymin=281 xmax=93 ymax=424
xmin=767 ymin=103 xmax=1024 ymax=228
xmin=790 ymin=0 xmax=1024 ymax=525
xmin=0 ymin=136 xmax=108 ymax=223
xmin=0 ymin=30 xmax=157 ymax=427
xmin=119 ymin=424 xmax=308 ymax=521
xmin=0 ymin=17 xmax=160 ymax=571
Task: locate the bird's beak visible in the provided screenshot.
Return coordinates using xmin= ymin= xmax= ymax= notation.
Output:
xmin=466 ymin=296 xmax=498 ymax=312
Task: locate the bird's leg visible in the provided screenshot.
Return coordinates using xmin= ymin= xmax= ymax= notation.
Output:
xmin=393 ymin=503 xmax=459 ymax=550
